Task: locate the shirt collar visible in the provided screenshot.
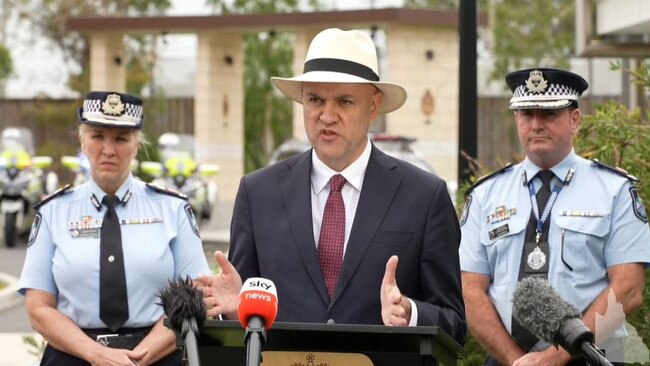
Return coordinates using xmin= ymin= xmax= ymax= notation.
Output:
xmin=523 ymin=149 xmax=578 ymax=184
xmin=88 ymin=173 xmax=135 ymax=209
xmin=311 ymin=138 xmax=371 ymax=194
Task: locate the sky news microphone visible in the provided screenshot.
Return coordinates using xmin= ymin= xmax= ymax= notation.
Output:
xmin=159 ymin=276 xmax=206 ymax=366
xmin=512 ymin=277 xmax=613 ymax=366
xmin=238 ymin=277 xmax=278 ymax=366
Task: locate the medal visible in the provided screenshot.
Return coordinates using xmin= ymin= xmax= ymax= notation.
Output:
xmin=527 ymin=246 xmax=546 ymax=270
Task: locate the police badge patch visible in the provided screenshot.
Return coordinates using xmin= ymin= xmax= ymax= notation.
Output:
xmin=459 ymin=195 xmax=472 ymax=227
xmin=185 ymin=204 xmax=201 ymax=238
xmin=525 ymin=70 xmax=549 ymax=93
xmin=629 ymin=186 xmax=648 ymax=223
xmin=28 ymin=212 xmax=42 ymax=246
xmin=102 ymin=93 xmax=125 ymax=116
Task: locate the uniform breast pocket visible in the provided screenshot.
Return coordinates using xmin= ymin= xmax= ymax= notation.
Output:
xmin=555 ymin=215 xmax=610 ymax=278
xmin=479 ymin=217 xmax=527 ymax=285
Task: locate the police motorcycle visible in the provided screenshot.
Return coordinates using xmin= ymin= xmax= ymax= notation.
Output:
xmin=140 ymin=133 xmax=219 ymax=226
xmin=0 ymin=128 xmax=58 ymax=247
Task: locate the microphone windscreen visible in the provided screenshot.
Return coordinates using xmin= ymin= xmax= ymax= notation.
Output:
xmin=158 ymin=276 xmax=206 ymax=333
xmin=238 ymin=277 xmax=278 ymax=330
xmin=512 ymin=277 xmax=581 ymax=343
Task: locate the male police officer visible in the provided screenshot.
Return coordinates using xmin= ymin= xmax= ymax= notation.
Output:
xmin=459 ymin=68 xmax=650 ymax=366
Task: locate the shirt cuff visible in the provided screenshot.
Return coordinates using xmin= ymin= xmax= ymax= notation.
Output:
xmin=408 ymin=298 xmax=418 ymax=326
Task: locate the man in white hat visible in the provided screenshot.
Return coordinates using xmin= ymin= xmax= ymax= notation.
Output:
xmin=198 ymin=28 xmax=466 ymax=344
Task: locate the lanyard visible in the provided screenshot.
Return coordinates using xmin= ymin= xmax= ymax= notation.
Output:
xmin=526 ymin=169 xmax=575 ymax=243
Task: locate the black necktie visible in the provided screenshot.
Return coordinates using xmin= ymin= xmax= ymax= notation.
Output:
xmin=535 ymin=170 xmax=554 ymax=221
xmin=99 ymin=195 xmax=129 ymax=332
xmin=512 ymin=170 xmax=554 ymax=351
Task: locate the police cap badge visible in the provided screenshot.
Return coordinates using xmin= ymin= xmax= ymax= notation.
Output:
xmin=505 ymin=68 xmax=588 ymax=110
xmin=77 ymin=91 xmax=144 ymax=129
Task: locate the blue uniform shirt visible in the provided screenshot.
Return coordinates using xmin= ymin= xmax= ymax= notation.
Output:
xmin=19 ymin=174 xmax=211 ymax=328
xmin=460 ymin=151 xmax=650 ymax=339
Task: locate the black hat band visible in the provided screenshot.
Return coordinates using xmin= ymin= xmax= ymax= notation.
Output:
xmin=303 ymin=58 xmax=379 ymax=82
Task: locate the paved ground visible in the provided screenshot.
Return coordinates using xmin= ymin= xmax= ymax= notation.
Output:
xmin=0 ymin=200 xmax=233 ymax=365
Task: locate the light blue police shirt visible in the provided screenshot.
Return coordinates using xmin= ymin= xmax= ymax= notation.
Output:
xmin=459 ymin=150 xmax=650 ymax=338
xmin=18 ymin=174 xmax=211 ymax=328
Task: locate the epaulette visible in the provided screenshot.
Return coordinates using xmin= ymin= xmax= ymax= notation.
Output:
xmin=465 ymin=163 xmax=514 ymax=197
xmin=591 ymin=159 xmax=639 ymax=182
xmin=34 ymin=184 xmax=73 ymax=210
xmin=146 ymin=183 xmax=188 ymax=200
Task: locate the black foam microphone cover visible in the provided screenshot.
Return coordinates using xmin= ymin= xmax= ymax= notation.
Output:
xmin=158 ymin=276 xmax=206 ymax=333
xmin=512 ymin=277 xmax=593 ymax=356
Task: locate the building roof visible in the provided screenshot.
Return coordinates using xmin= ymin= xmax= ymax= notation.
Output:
xmin=67 ymin=8 xmax=488 ymax=34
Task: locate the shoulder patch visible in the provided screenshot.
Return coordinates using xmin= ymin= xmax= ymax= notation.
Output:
xmin=459 ymin=195 xmax=472 ymax=227
xmin=27 ymin=212 xmax=42 ymax=246
xmin=34 ymin=184 xmax=73 ymax=210
xmin=146 ymin=183 xmax=188 ymax=200
xmin=591 ymin=159 xmax=639 ymax=182
xmin=629 ymin=186 xmax=648 ymax=223
xmin=465 ymin=163 xmax=514 ymax=197
xmin=184 ymin=203 xmax=201 ymax=238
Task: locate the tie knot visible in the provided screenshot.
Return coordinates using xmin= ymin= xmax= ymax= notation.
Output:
xmin=538 ymin=170 xmax=554 ymax=185
xmin=102 ymin=195 xmax=121 ymax=209
xmin=329 ymin=174 xmax=346 ymax=192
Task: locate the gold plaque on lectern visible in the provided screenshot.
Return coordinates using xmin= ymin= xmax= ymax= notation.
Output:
xmin=261 ymin=351 xmax=373 ymax=366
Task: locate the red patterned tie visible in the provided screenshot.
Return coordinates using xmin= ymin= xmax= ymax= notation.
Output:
xmin=318 ymin=174 xmax=346 ymax=299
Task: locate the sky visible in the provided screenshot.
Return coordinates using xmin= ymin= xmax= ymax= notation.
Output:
xmin=2 ymin=0 xmax=401 ymax=98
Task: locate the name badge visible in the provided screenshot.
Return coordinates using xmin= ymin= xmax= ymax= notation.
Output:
xmin=69 ymin=216 xmax=102 ymax=238
xmin=559 ymin=211 xmax=607 ymax=217
xmin=488 ymin=224 xmax=510 ymax=240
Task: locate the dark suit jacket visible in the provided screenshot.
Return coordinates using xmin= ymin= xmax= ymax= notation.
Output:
xmin=228 ymin=145 xmax=467 ymax=344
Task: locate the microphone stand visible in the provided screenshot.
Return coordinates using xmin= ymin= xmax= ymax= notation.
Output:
xmin=580 ymin=343 xmax=613 ymax=366
xmin=244 ymin=316 xmax=267 ymax=366
xmin=181 ymin=317 xmax=201 ymax=366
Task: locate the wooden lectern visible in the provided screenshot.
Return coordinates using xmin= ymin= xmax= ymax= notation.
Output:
xmin=199 ymin=320 xmax=465 ymax=366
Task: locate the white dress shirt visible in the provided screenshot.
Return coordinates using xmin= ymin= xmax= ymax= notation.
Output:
xmin=310 ymin=139 xmax=418 ymax=326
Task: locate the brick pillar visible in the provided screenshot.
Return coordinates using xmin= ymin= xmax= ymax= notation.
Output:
xmin=290 ymin=29 xmax=319 ymax=141
xmin=384 ymin=25 xmax=459 ymax=191
xmin=195 ymin=31 xmax=244 ymax=201
xmin=88 ymin=32 xmax=126 ymax=92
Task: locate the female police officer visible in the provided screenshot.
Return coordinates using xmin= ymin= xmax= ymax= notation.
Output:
xmin=18 ymin=91 xmax=211 ymax=365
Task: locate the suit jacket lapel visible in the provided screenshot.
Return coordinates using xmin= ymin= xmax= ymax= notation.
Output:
xmin=280 ymin=150 xmax=330 ymax=304
xmin=332 ymin=146 xmax=402 ymax=304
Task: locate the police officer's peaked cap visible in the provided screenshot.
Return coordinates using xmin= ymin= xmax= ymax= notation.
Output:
xmin=77 ymin=91 xmax=144 ymax=129
xmin=505 ymin=68 xmax=588 ymax=110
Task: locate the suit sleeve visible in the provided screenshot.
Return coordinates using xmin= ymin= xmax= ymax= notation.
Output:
xmin=228 ymin=176 xmax=260 ymax=281
xmin=412 ymin=180 xmax=467 ymax=345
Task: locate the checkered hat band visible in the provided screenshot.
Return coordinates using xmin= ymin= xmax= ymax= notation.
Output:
xmin=512 ymin=84 xmax=579 ymax=101
xmin=82 ymin=99 xmax=143 ymax=126
xmin=509 ymin=100 xmax=572 ymax=109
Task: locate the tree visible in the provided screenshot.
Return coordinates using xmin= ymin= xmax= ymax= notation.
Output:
xmin=8 ymin=0 xmax=171 ymax=94
xmin=488 ymin=0 xmax=574 ymax=81
xmin=0 ymin=44 xmax=11 ymax=84
xmin=575 ymin=63 xmax=650 ymax=356
xmin=205 ymin=0 xmax=323 ymax=172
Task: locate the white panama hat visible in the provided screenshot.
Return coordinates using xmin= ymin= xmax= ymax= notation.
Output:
xmin=271 ymin=28 xmax=407 ymax=115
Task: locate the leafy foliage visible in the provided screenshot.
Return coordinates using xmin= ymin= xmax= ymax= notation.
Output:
xmin=489 ymin=0 xmax=574 ymax=82
xmin=9 ymin=0 xmax=171 ymax=94
xmin=22 ymin=334 xmax=46 ymax=358
xmin=575 ymin=62 xmax=650 ymax=353
xmin=0 ymin=43 xmax=12 ymax=83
